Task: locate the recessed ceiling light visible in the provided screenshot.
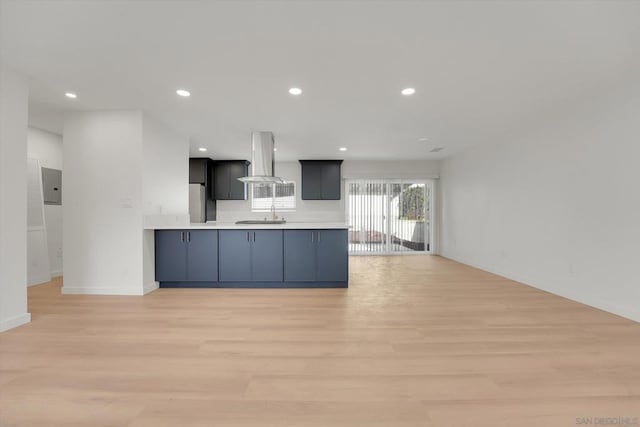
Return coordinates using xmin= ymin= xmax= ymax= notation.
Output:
xmin=273 ymin=147 xmax=277 ymax=151
xmin=288 ymin=87 xmax=302 ymax=95
xmin=198 ymin=147 xmax=207 ymax=152
xmin=418 ymin=137 xmax=429 ymax=142
xmin=401 ymin=88 xmax=416 ymax=96
xmin=65 ymin=92 xmax=77 ymax=99
xmin=176 ymin=89 xmax=191 ymax=97
xmin=339 ymin=147 xmax=347 ymax=151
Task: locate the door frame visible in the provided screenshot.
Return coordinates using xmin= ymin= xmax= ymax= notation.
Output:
xmin=344 ymin=178 xmax=435 ymax=256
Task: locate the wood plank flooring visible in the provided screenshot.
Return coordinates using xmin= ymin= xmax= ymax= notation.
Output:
xmin=1 ymin=256 xmax=639 ymax=426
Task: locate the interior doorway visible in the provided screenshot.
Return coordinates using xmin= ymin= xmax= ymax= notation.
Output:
xmin=346 ymin=179 xmax=433 ymax=254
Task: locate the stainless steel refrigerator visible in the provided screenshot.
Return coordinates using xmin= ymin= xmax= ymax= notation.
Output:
xmin=189 ymin=184 xmax=206 ymax=223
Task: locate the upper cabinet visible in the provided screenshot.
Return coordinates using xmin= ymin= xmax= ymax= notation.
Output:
xmin=299 ymin=160 xmax=343 ymax=200
xmin=213 ymin=160 xmax=250 ymax=200
xmin=189 ymin=158 xmax=210 ymax=185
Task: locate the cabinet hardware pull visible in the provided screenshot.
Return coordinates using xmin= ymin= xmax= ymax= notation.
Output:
xmin=311 ymin=232 xmax=314 ymax=242
xmin=187 ymin=231 xmax=190 ymax=242
xmin=317 ymin=231 xmax=321 ymax=242
xmin=247 ymin=232 xmax=250 ymax=242
xmin=180 ymin=231 xmax=184 ymax=242
xmin=253 ymin=231 xmax=256 ymax=242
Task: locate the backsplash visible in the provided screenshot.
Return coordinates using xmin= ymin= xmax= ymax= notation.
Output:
xmin=215 ymin=199 xmax=345 ymax=223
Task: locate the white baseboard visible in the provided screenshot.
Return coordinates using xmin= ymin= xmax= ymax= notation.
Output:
xmin=62 ymin=282 xmax=159 ymax=296
xmin=441 ymin=252 xmax=640 ymax=323
xmin=27 ymin=275 xmax=51 ymax=287
xmin=0 ymin=313 xmax=31 ymax=333
xmin=143 ymin=281 xmax=159 ymax=294
xmin=62 ymin=286 xmax=145 ymax=296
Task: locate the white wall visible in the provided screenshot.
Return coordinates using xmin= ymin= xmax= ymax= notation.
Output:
xmin=27 ymin=127 xmax=63 ymax=277
xmin=142 ymin=116 xmax=189 ymax=216
xmin=0 ymin=66 xmax=31 ymax=332
xmin=28 ymin=128 xmax=63 ymax=169
xmin=141 ymin=115 xmax=189 ymax=291
xmin=215 ymin=159 xmax=440 ymax=222
xmin=343 ymin=160 xmax=440 ymax=181
xmin=28 ymin=103 xmax=64 ymax=135
xmin=63 ymin=111 xmax=144 ymax=295
xmin=63 ymin=111 xmax=188 ymax=295
xmin=440 ymin=84 xmax=640 ymax=322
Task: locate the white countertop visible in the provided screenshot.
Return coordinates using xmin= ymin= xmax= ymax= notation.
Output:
xmin=146 ymin=222 xmax=349 ymax=230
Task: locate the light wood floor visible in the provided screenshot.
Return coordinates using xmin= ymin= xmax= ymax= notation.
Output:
xmin=1 ymin=256 xmax=640 ymax=427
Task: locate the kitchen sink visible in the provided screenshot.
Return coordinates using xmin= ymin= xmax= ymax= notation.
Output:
xmin=235 ymin=219 xmax=287 ymax=225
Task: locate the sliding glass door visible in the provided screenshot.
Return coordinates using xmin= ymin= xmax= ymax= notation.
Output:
xmin=346 ymin=179 xmax=432 ymax=254
xmin=346 ymin=180 xmax=388 ymax=254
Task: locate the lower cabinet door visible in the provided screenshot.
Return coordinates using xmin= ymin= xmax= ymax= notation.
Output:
xmin=155 ymin=230 xmax=187 ymax=282
xmin=284 ymin=230 xmax=317 ymax=281
xmin=316 ymin=229 xmax=348 ymax=282
xmin=219 ymin=230 xmax=252 ymax=281
xmin=186 ymin=230 xmax=218 ymax=281
xmin=251 ymin=230 xmax=283 ymax=281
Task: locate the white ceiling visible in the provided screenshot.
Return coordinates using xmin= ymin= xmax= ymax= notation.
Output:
xmin=2 ymin=0 xmax=639 ymax=161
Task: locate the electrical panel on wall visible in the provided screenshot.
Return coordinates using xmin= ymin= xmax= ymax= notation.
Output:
xmin=42 ymin=167 xmax=62 ymax=205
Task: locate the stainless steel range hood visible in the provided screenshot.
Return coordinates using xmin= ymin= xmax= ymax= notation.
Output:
xmin=238 ymin=131 xmax=284 ymax=184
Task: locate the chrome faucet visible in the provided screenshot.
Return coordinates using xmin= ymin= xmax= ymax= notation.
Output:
xmin=270 ymin=204 xmax=278 ymax=221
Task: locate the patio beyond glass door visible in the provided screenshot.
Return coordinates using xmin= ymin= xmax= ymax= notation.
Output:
xmin=346 ymin=180 xmax=431 ymax=254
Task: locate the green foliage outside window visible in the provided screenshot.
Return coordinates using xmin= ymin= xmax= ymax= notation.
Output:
xmin=400 ymin=186 xmax=425 ymax=220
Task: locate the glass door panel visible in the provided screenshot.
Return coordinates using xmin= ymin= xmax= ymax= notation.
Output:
xmin=388 ymin=183 xmax=427 ymax=253
xmin=347 ymin=179 xmax=431 ymax=254
xmin=347 ymin=180 xmax=387 ymax=253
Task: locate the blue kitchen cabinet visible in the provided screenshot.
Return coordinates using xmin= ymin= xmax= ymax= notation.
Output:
xmin=157 ymin=228 xmax=346 ymax=288
xmin=218 ymin=230 xmax=252 ymax=281
xmin=219 ymin=230 xmax=283 ymax=282
xmin=283 ymin=230 xmax=317 ymax=281
xmin=251 ymin=230 xmax=284 ymax=281
xmin=155 ymin=230 xmax=187 ymax=282
xmin=155 ymin=230 xmax=218 ymax=282
xmin=186 ymin=230 xmax=219 ymax=281
xmin=316 ymin=229 xmax=349 ymax=282
xmin=284 ymin=229 xmax=348 ymax=283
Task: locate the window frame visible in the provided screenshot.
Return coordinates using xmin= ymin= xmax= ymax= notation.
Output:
xmin=251 ymin=181 xmax=297 ymax=212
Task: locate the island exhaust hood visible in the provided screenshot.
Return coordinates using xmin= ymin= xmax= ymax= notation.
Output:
xmin=238 ymin=131 xmax=285 ymax=184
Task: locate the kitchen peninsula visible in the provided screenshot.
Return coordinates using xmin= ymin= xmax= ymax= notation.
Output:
xmin=148 ymin=222 xmax=348 ymax=288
